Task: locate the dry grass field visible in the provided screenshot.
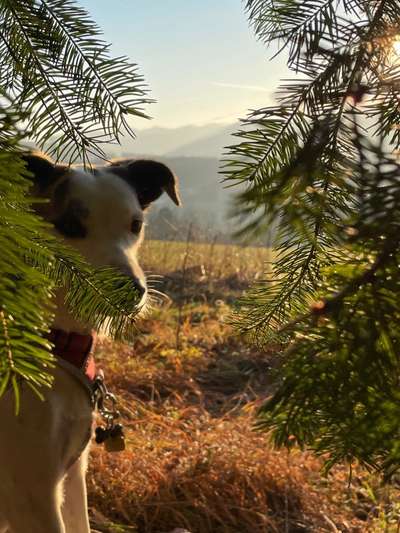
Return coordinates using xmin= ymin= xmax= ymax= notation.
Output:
xmin=88 ymin=240 xmax=400 ymax=533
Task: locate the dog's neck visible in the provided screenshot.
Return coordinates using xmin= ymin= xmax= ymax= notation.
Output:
xmin=52 ymin=289 xmax=93 ymax=335
xmin=47 ymin=327 xmax=97 ymax=381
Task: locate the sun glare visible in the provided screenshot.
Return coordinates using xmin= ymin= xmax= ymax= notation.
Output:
xmin=393 ymin=38 xmax=400 ymax=56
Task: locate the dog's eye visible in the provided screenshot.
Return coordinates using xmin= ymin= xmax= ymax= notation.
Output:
xmin=131 ymin=219 xmax=143 ymax=234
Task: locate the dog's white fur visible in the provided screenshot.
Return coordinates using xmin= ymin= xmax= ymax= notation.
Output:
xmin=52 ymin=168 xmax=147 ymax=334
xmin=0 ymin=157 xmax=178 ymax=533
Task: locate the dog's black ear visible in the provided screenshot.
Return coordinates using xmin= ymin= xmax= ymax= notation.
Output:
xmin=21 ymin=152 xmax=68 ymax=194
xmin=21 ymin=152 xmax=71 ymax=221
xmin=111 ymin=159 xmax=181 ymax=209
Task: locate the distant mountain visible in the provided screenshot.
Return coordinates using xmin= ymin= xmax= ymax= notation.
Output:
xmin=116 ymin=124 xmax=244 ymax=236
xmin=166 ymin=124 xmax=236 ymax=159
xmin=118 ymin=124 xmax=240 ymax=232
xmin=143 ymin=155 xmax=240 ymax=242
xmin=115 ymin=122 xmax=237 ymax=160
xmin=120 ymin=155 xmax=232 ymax=223
xmin=30 ymin=122 xmax=239 ymax=161
xmin=142 ymin=155 xmax=273 ymax=244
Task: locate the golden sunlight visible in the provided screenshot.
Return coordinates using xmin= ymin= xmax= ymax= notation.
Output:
xmin=393 ymin=37 xmax=400 ymax=56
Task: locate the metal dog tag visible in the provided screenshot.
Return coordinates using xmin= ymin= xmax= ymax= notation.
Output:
xmin=104 ymin=424 xmax=126 ymax=452
xmin=93 ymin=374 xmax=125 ymax=452
xmin=105 ymin=435 xmax=125 ymax=452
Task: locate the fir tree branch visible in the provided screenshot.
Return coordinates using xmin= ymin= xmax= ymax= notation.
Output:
xmin=0 ymin=0 xmax=150 ymax=162
xmin=226 ymin=0 xmax=397 ymax=339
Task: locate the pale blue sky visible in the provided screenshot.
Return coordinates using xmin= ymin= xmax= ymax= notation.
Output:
xmin=79 ymin=0 xmax=288 ymax=129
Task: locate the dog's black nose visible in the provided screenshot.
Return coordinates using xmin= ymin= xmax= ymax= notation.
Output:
xmin=132 ymin=279 xmax=146 ymax=299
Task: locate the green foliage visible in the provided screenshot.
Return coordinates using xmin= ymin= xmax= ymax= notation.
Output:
xmin=257 ymin=133 xmax=400 ymax=475
xmin=0 ymin=0 xmax=150 ymax=163
xmin=0 ymin=105 xmax=55 ymax=411
xmin=224 ymin=0 xmax=400 ymax=475
xmin=0 ymin=1 xmax=149 ymax=408
xmin=0 ymin=101 xmax=143 ymax=410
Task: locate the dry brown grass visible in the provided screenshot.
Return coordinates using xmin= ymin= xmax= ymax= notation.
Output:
xmin=139 ymin=240 xmax=272 ymax=305
xmin=139 ymin=240 xmax=271 ymax=280
xmin=87 ymin=240 xmax=400 ymax=533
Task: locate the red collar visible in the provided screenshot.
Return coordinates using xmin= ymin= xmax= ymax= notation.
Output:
xmin=47 ymin=328 xmax=97 ymax=381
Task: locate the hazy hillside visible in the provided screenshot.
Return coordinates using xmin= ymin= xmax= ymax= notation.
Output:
xmin=165 ymin=124 xmax=236 ymax=158
xmin=117 ymin=124 xmax=241 ymax=239
xmin=159 ymin=156 xmax=228 ymax=217
xmin=118 ymin=122 xmax=236 ymax=159
xmin=131 ymin=156 xmax=237 ymax=241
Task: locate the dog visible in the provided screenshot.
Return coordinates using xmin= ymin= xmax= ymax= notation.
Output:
xmin=0 ymin=153 xmax=180 ymax=533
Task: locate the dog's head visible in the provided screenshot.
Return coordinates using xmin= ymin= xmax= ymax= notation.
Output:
xmin=23 ymin=152 xmax=181 ymax=308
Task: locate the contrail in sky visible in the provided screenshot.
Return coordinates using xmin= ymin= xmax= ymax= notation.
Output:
xmin=212 ymin=82 xmax=270 ymax=92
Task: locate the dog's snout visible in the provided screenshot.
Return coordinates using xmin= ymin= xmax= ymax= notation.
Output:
xmin=132 ymin=278 xmax=146 ymax=299
xmin=112 ymin=264 xmax=146 ymax=301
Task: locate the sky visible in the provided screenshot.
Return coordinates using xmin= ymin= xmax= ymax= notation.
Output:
xmin=79 ymin=0 xmax=288 ymax=129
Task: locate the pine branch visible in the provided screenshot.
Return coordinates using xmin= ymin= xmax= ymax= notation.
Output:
xmin=224 ymin=0 xmax=400 ymax=339
xmin=246 ymin=0 xmax=342 ymax=68
xmin=255 ymin=124 xmax=400 ymax=475
xmin=0 ymin=95 xmax=144 ymax=406
xmin=0 ymin=0 xmax=151 ymax=162
xmin=221 ymin=0 xmax=400 ymax=478
xmin=0 ymin=2 xmax=153 ymax=408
